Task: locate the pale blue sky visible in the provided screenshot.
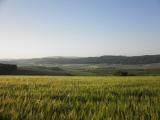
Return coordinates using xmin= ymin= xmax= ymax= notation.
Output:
xmin=0 ymin=0 xmax=160 ymax=58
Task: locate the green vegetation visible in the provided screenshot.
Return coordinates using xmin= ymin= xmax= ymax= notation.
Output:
xmin=0 ymin=76 xmax=160 ymax=120
xmin=14 ymin=66 xmax=71 ymax=76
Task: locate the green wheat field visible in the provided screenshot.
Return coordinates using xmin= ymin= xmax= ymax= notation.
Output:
xmin=0 ymin=76 xmax=160 ymax=120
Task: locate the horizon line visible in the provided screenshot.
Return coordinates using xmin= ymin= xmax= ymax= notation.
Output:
xmin=0 ymin=54 xmax=160 ymax=60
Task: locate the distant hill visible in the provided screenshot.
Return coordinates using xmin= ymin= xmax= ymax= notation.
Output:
xmin=0 ymin=55 xmax=160 ymax=65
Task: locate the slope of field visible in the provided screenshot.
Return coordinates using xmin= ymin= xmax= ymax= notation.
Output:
xmin=14 ymin=66 xmax=72 ymax=76
xmin=0 ymin=76 xmax=160 ymax=120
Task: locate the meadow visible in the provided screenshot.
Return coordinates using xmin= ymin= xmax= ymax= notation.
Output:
xmin=0 ymin=76 xmax=160 ymax=120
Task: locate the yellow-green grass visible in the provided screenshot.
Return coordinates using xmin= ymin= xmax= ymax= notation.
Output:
xmin=0 ymin=76 xmax=160 ymax=120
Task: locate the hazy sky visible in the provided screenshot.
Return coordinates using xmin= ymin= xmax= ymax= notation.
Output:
xmin=0 ymin=0 xmax=160 ymax=58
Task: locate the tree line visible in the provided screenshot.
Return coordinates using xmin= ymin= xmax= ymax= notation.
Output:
xmin=0 ymin=63 xmax=17 ymax=75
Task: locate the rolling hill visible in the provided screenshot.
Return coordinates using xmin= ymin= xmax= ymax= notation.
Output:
xmin=0 ymin=55 xmax=160 ymax=65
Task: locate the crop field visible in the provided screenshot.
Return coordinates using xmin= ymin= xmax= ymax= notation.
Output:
xmin=0 ymin=76 xmax=160 ymax=120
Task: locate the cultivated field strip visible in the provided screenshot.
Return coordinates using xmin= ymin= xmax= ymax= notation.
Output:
xmin=0 ymin=76 xmax=160 ymax=120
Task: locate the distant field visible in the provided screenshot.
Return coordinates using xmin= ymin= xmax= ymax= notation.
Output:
xmin=17 ymin=63 xmax=160 ymax=76
xmin=0 ymin=76 xmax=160 ymax=120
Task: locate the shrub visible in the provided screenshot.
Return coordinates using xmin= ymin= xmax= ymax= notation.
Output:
xmin=113 ymin=70 xmax=128 ymax=76
xmin=0 ymin=63 xmax=17 ymax=75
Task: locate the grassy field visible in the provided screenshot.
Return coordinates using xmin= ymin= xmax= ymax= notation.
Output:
xmin=0 ymin=76 xmax=160 ymax=120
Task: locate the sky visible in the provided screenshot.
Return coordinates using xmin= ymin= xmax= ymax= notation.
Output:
xmin=0 ymin=0 xmax=160 ymax=58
